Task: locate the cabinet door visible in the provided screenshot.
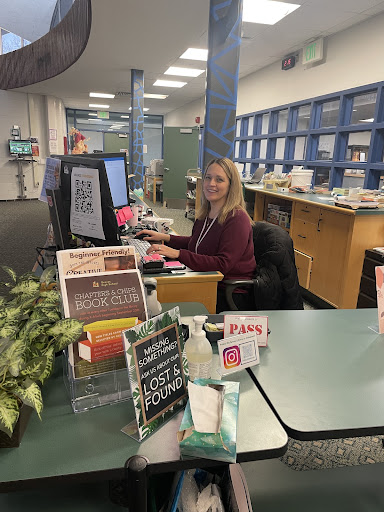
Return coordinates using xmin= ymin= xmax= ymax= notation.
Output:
xmin=309 ymin=209 xmax=351 ymax=306
xmin=291 ymin=218 xmax=318 ymax=257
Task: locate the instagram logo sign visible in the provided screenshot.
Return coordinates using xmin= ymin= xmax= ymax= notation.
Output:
xmin=223 ymin=346 xmax=241 ymax=369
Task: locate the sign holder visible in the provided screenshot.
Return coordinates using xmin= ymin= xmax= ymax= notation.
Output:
xmin=121 ymin=306 xmax=188 ymax=442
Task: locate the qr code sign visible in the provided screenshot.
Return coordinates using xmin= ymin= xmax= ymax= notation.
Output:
xmin=74 ymin=179 xmax=94 ymax=215
xmin=240 ymin=341 xmax=257 ymax=363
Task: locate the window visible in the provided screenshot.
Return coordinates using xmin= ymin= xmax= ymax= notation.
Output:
xmin=261 ymin=114 xmax=269 ymax=134
xmin=345 ymin=132 xmax=371 ymax=162
xmin=320 ymin=100 xmax=340 ymax=128
xmin=350 ymin=92 xmax=377 ymax=125
xmin=277 ymin=109 xmax=288 ymax=133
xmin=342 ymin=168 xmax=365 ymax=188
xmin=1 ymin=29 xmax=21 ymax=54
xmin=294 ymin=137 xmax=307 ymax=160
xmin=248 ymin=117 xmax=254 ymax=136
xmin=236 ymin=120 xmax=241 ymax=137
xmin=234 ymin=81 xmax=383 ymax=190
xmin=246 ymin=140 xmax=252 ymax=158
xmin=316 ymin=134 xmax=335 ymax=160
xmin=275 ymin=138 xmax=285 ymax=159
xmin=314 ymin=168 xmax=330 ymax=186
xmin=297 ymin=105 xmax=311 ymax=130
xmin=260 ymin=139 xmax=268 ymax=159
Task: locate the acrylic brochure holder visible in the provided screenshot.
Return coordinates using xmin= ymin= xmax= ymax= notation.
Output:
xmin=63 ymin=348 xmax=132 ymax=413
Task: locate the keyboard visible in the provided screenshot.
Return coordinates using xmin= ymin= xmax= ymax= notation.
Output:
xmin=124 ymin=237 xmax=151 ymax=258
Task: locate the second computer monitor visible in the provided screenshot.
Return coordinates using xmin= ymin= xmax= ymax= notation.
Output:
xmin=75 ymin=152 xmax=129 ymax=208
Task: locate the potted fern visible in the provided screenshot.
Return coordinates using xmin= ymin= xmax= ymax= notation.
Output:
xmin=0 ymin=266 xmax=83 ymax=447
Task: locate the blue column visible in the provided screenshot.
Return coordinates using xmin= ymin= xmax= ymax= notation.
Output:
xmin=130 ymin=69 xmax=144 ymax=192
xmin=203 ymin=0 xmax=243 ymax=170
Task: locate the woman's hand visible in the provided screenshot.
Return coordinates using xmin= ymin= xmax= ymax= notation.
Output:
xmin=147 ymin=244 xmax=180 ymax=260
xmin=135 ymin=229 xmax=170 ymax=243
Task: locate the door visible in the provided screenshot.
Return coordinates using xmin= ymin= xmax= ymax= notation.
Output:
xmin=309 ymin=209 xmax=351 ymax=306
xmin=163 ymin=127 xmax=199 ymax=203
xmin=104 ymin=133 xmax=129 ymax=154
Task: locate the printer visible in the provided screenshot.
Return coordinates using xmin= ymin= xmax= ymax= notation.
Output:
xmin=147 ymin=159 xmax=164 ymax=176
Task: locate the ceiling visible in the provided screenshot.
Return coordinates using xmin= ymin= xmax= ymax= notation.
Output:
xmin=13 ymin=0 xmax=384 ymax=117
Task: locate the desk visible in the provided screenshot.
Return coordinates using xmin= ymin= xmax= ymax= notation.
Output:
xmin=243 ymin=308 xmax=384 ymax=440
xmin=0 ymin=316 xmax=287 ymax=510
xmin=144 ymin=174 xmax=163 ymax=204
xmin=244 ymin=185 xmax=384 ymax=308
xmin=150 ymin=271 xmax=223 ymax=314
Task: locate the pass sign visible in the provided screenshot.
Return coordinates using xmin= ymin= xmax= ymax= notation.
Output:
xmin=223 ymin=315 xmax=268 ymax=347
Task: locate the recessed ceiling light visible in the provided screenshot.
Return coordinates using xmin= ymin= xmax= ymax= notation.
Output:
xmin=180 ymin=48 xmax=208 ymax=61
xmin=360 ymin=118 xmax=374 ymax=122
xmin=128 ymin=107 xmax=149 ymax=111
xmin=164 ymin=66 xmax=204 ymax=77
xmin=144 ymin=93 xmax=168 ymax=99
xmin=89 ymin=103 xmax=110 ymax=109
xmin=121 ymin=115 xmax=130 ymax=118
xmin=89 ymin=92 xmax=115 ymax=99
xmin=353 ymin=109 xmax=357 ymax=112
xmin=243 ymin=0 xmax=300 ymax=25
xmin=153 ymin=80 xmax=187 ymax=88
xmin=88 ymin=113 xmax=98 ymax=116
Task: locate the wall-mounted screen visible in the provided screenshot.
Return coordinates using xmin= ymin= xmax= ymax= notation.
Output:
xmin=9 ymin=139 xmax=32 ymax=156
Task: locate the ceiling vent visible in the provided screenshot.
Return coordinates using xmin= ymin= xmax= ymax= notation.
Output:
xmin=115 ymin=91 xmax=131 ymax=97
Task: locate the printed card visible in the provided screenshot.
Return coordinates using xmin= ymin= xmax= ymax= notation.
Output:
xmin=223 ymin=314 xmax=268 ymax=347
xmin=217 ymin=332 xmax=260 ymax=375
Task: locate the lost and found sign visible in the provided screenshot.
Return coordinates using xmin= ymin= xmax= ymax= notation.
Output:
xmin=122 ymin=307 xmax=188 ymax=441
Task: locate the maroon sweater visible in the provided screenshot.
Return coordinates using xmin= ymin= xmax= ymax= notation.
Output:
xmin=168 ymin=209 xmax=256 ymax=281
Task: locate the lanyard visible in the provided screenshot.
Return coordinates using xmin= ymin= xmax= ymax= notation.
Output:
xmin=195 ymin=216 xmax=217 ymax=254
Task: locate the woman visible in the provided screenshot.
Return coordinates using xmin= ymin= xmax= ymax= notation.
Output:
xmin=137 ymin=157 xmax=256 ymax=312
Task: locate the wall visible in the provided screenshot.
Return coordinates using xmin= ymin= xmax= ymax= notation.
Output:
xmin=0 ymin=90 xmax=66 ymax=200
xmin=165 ymin=12 xmax=384 ymax=125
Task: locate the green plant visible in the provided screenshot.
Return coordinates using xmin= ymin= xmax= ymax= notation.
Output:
xmin=0 ymin=266 xmax=83 ymax=438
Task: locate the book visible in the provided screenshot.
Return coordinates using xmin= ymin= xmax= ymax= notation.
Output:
xmin=78 ymin=337 xmax=124 ymax=363
xmin=57 ymin=248 xmax=148 ymax=378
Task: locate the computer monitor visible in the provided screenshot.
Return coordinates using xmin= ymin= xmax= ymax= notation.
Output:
xmin=47 ymin=155 xmax=121 ymax=249
xmin=9 ymin=139 xmax=32 ymax=157
xmin=74 ymin=152 xmax=129 ymax=208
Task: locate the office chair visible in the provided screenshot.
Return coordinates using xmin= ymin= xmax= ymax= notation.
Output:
xmin=223 ymin=221 xmax=304 ymax=311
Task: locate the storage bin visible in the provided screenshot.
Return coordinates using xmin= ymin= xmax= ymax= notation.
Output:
xmin=291 ymin=170 xmax=314 ymax=187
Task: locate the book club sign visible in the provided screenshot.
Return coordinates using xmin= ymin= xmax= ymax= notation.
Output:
xmin=121 ymin=306 xmax=188 ymax=442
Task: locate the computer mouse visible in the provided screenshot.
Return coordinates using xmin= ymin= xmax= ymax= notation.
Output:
xmin=134 ymin=233 xmax=147 ymax=240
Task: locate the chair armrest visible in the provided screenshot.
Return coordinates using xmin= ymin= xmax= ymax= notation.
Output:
xmin=222 ymin=280 xmax=254 ymax=311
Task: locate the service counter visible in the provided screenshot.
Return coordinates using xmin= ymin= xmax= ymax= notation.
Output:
xmin=245 ymin=185 xmax=384 ymax=308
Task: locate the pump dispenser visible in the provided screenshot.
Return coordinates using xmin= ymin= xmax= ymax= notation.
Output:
xmin=185 ymin=315 xmax=212 ymax=382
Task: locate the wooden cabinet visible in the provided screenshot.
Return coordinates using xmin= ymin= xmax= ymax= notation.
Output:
xmin=247 ymin=187 xmax=384 ymax=309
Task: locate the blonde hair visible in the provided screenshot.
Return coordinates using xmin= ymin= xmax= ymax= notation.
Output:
xmin=197 ymin=157 xmax=253 ymax=225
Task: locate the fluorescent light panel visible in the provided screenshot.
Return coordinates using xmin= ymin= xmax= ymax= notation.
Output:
xmin=121 ymin=115 xmax=130 ymax=118
xmin=89 ymin=92 xmax=115 ymax=99
xmin=88 ymin=113 xmax=97 ymax=116
xmin=360 ymin=118 xmax=374 ymax=122
xmin=153 ymin=79 xmax=187 ymax=88
xmin=144 ymin=93 xmax=168 ymax=99
xmin=164 ymin=66 xmax=204 ymax=77
xmin=89 ymin=103 xmax=110 ymax=109
xmin=128 ymin=107 xmax=149 ymax=111
xmin=180 ymin=48 xmax=208 ymax=61
xmin=242 ymin=0 xmax=300 ymax=25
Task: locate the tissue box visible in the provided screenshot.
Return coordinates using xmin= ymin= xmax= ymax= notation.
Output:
xmin=177 ymin=379 xmax=240 ymax=463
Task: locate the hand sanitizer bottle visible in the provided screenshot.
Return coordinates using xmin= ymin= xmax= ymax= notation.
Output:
xmin=185 ymin=315 xmax=212 ymax=382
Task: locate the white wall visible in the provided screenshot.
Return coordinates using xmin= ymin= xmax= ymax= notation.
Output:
xmin=0 ymin=90 xmax=67 ymax=200
xmin=165 ymin=12 xmax=384 ymax=125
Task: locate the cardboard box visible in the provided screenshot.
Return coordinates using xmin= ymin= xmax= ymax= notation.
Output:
xmin=177 ymin=379 xmax=240 ymax=463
